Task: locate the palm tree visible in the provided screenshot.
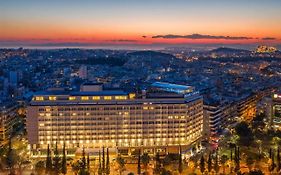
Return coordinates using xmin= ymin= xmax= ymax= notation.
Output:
xmin=141 ymin=153 xmax=150 ymax=173
xmin=116 ymin=154 xmax=125 ymax=175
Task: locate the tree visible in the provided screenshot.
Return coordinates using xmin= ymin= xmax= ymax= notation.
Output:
xmin=35 ymin=160 xmax=45 ymax=175
xmin=137 ymin=150 xmax=141 ymax=175
xmin=61 ymin=143 xmax=67 ymax=174
xmin=98 ymin=151 xmax=102 ymax=175
xmin=116 ymin=154 xmax=125 ymax=175
xmin=81 ymin=147 xmax=86 ymax=171
xmin=235 ymin=122 xmax=254 ymax=146
xmin=269 ymin=149 xmax=276 ymax=173
xmin=277 ymin=147 xmax=281 ymax=172
xmin=178 ymin=145 xmax=183 ymax=174
xmin=214 ymin=152 xmax=219 ymax=174
xmin=106 ymin=148 xmax=110 ymax=175
xmin=78 ymin=148 xmax=90 ymax=175
xmin=207 ymin=153 xmax=212 ymax=173
xmin=87 ymin=154 xmax=90 ymax=172
xmin=53 ymin=143 xmax=60 ymax=175
xmin=246 ymin=156 xmax=254 ymax=171
xmin=248 ymin=169 xmax=264 ymax=175
xmin=230 ymin=148 xmax=233 ymax=161
xmin=199 ymin=155 xmax=205 ymax=174
xmin=141 ymin=153 xmax=150 ymax=173
xmin=220 ymin=155 xmax=228 ymax=174
xmin=6 ymin=138 xmax=15 ymax=175
xmin=154 ymin=152 xmax=161 ymax=175
xmin=72 ymin=161 xmax=80 ymax=175
xmin=234 ymin=146 xmax=240 ymax=173
xmin=161 ymin=168 xmax=172 ymax=175
xmin=128 ymin=173 xmax=134 ymax=175
xmin=46 ymin=144 xmax=52 ymax=174
xmin=102 ymin=146 xmax=105 ymax=173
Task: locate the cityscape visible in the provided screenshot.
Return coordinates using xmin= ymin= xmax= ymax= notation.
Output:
xmin=1 ymin=1 xmax=281 ymax=175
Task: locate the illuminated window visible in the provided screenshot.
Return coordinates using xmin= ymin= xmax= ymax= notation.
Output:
xmin=129 ymin=93 xmax=136 ymax=99
xmin=274 ymin=94 xmax=278 ymax=98
xmin=81 ymin=96 xmax=89 ymax=100
xmin=69 ymin=96 xmax=76 ymax=100
xmin=104 ymin=96 xmax=112 ymax=100
xmin=35 ymin=96 xmax=44 ymax=101
xmin=115 ymin=96 xmax=127 ymax=100
xmin=92 ymin=96 xmax=100 ymax=100
xmin=143 ymin=106 xmax=148 ymax=110
xmin=49 ymin=96 xmax=57 ymax=100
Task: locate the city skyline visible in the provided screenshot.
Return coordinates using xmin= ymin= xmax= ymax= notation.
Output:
xmin=1 ymin=0 xmax=281 ymax=48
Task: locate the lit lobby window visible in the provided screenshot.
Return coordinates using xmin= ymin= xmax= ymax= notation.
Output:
xmin=49 ymin=96 xmax=57 ymax=101
xmin=129 ymin=93 xmax=136 ymax=99
xmin=93 ymin=96 xmax=100 ymax=100
xmin=69 ymin=96 xmax=76 ymax=100
xmin=115 ymin=96 xmax=127 ymax=100
xmin=104 ymin=96 xmax=112 ymax=100
xmin=81 ymin=96 xmax=89 ymax=100
xmin=35 ymin=96 xmax=44 ymax=101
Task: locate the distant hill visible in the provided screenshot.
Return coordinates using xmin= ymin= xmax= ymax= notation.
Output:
xmin=210 ymin=47 xmax=250 ymax=54
xmin=127 ymin=50 xmax=175 ymax=58
xmin=124 ymin=50 xmax=181 ymax=70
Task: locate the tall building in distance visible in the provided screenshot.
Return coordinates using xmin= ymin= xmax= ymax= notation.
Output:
xmin=27 ymin=82 xmax=203 ymax=155
xmin=9 ymin=71 xmax=18 ymax=87
xmin=78 ymin=65 xmax=88 ymax=80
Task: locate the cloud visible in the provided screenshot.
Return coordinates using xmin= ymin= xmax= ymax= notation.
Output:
xmin=152 ymin=33 xmax=253 ymax=40
xmin=142 ymin=36 xmax=147 ymax=38
xmin=262 ymin=37 xmax=276 ymax=40
xmin=108 ymin=39 xmax=138 ymax=42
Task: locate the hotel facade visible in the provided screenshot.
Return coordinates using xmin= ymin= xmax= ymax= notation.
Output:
xmin=27 ymin=83 xmax=203 ymax=154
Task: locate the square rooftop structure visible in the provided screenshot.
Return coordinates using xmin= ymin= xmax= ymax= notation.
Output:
xmin=151 ymin=82 xmax=194 ymax=94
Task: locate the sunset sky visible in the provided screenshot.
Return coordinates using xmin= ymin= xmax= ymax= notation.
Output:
xmin=1 ymin=0 xmax=281 ymax=48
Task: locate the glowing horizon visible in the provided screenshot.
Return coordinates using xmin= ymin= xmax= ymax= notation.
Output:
xmin=1 ymin=0 xmax=281 ymax=47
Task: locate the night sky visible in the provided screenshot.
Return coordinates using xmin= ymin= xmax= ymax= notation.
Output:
xmin=1 ymin=0 xmax=281 ymax=48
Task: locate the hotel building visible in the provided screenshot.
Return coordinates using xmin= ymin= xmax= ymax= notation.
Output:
xmin=27 ymin=82 xmax=203 ymax=154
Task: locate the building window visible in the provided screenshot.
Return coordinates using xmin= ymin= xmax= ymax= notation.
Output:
xmin=49 ymin=96 xmax=57 ymax=101
xmin=129 ymin=93 xmax=136 ymax=99
xmin=115 ymin=96 xmax=127 ymax=100
xmin=93 ymin=96 xmax=101 ymax=100
xmin=81 ymin=96 xmax=89 ymax=100
xmin=104 ymin=96 xmax=112 ymax=100
xmin=35 ymin=96 xmax=44 ymax=101
xmin=69 ymin=96 xmax=76 ymax=100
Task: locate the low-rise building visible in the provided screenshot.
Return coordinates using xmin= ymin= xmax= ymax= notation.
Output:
xmin=0 ymin=101 xmax=19 ymax=144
